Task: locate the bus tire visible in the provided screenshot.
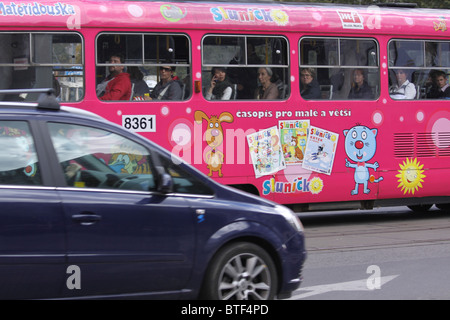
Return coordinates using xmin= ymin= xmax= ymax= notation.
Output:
xmin=407 ymin=204 xmax=433 ymax=213
xmin=436 ymin=203 xmax=450 ymax=211
xmin=200 ymin=242 xmax=278 ymax=300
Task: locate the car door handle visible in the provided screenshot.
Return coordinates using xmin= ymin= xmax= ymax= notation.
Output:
xmin=72 ymin=213 xmax=102 ymax=225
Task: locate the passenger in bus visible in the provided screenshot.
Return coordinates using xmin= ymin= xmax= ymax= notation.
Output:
xmin=425 ymin=70 xmax=441 ymax=98
xmin=389 ymin=69 xmax=416 ymax=100
xmin=431 ymin=70 xmax=450 ymax=99
xmin=348 ymin=69 xmax=373 ymax=100
xmin=52 ymin=75 xmax=61 ymax=99
xmin=97 ymin=54 xmax=132 ymax=101
xmin=205 ymin=67 xmax=234 ymax=100
xmin=255 ymin=67 xmax=279 ymax=100
xmin=300 ymin=68 xmax=321 ymax=99
xmin=128 ymin=66 xmax=150 ymax=100
xmin=149 ymin=66 xmax=183 ymax=100
xmin=228 ymin=43 xmax=261 ymax=99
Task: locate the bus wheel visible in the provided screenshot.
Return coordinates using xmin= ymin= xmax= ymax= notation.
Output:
xmin=200 ymin=242 xmax=277 ymax=300
xmin=436 ymin=203 xmax=450 ymax=211
xmin=407 ymin=204 xmax=433 ymax=213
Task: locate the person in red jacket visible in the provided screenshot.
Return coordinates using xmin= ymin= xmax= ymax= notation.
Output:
xmin=97 ymin=54 xmax=132 ymax=101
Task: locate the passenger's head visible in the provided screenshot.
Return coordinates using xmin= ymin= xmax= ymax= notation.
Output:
xmin=128 ymin=66 xmax=144 ymax=80
xmin=300 ymin=68 xmax=315 ymax=85
xmin=353 ymin=69 xmax=365 ymax=86
xmin=159 ymin=65 xmax=175 ymax=82
xmin=211 ymin=67 xmax=227 ymax=82
xmin=435 ymin=71 xmax=448 ymax=89
xmin=395 ymin=69 xmax=409 ymax=84
xmin=108 ymin=53 xmax=125 ymax=76
xmin=257 ymin=67 xmax=273 ymax=86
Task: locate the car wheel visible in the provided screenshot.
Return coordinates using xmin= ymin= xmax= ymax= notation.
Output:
xmin=201 ymin=242 xmax=278 ymax=300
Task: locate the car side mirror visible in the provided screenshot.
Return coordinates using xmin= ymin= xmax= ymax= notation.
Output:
xmin=156 ymin=166 xmax=173 ymax=193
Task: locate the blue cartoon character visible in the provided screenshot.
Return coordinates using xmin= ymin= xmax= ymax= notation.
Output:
xmin=343 ymin=125 xmax=383 ymax=195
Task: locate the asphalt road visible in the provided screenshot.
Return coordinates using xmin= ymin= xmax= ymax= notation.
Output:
xmin=288 ymin=205 xmax=450 ymax=300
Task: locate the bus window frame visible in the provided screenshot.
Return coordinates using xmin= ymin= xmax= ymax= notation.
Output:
xmin=95 ymin=32 xmax=191 ymax=69
xmin=388 ymin=38 xmax=450 ymax=100
xmin=95 ymin=31 xmax=192 ymax=101
xmin=201 ymin=33 xmax=290 ymax=101
xmin=30 ymin=32 xmax=84 ymax=66
xmin=299 ymin=36 xmax=380 ymax=101
xmin=0 ymin=31 xmax=85 ymax=67
xmin=0 ymin=31 xmax=84 ymax=102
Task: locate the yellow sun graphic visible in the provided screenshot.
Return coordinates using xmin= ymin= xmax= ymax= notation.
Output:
xmin=310 ymin=177 xmax=324 ymax=194
xmin=271 ymin=10 xmax=289 ymax=26
xmin=396 ymin=158 xmax=426 ymax=195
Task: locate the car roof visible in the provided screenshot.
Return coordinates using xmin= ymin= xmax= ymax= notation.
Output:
xmin=0 ymin=88 xmax=104 ymax=120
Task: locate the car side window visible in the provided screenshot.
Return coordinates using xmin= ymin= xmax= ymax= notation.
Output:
xmin=48 ymin=122 xmax=156 ymax=191
xmin=0 ymin=121 xmax=42 ymax=185
xmin=157 ymin=153 xmax=214 ymax=196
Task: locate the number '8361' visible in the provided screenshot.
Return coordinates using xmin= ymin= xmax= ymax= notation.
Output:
xmin=122 ymin=115 xmax=155 ymax=132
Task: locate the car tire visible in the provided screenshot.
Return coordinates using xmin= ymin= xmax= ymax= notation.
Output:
xmin=200 ymin=242 xmax=278 ymax=300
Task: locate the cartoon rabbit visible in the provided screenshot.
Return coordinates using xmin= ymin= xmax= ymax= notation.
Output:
xmin=343 ymin=124 xmax=383 ymax=195
xmin=194 ymin=110 xmax=234 ymax=177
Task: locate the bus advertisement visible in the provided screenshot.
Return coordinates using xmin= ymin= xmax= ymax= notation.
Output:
xmin=0 ymin=0 xmax=449 ymax=213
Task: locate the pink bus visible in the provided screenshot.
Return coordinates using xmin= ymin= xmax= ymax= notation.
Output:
xmin=0 ymin=0 xmax=449 ymax=213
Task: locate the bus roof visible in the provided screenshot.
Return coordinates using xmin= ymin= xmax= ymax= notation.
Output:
xmin=0 ymin=0 xmax=449 ymax=37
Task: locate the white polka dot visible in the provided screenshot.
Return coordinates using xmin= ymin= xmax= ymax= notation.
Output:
xmin=372 ymin=111 xmax=383 ymax=125
xmin=312 ymin=12 xmax=322 ymax=21
xmin=416 ymin=111 xmax=424 ymax=122
xmin=128 ymin=4 xmax=144 ymax=18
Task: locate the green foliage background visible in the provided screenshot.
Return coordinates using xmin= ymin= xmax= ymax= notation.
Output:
xmin=275 ymin=0 xmax=450 ymax=9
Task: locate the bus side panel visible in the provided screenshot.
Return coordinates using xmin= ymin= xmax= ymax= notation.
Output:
xmin=378 ymin=99 xmax=450 ymax=201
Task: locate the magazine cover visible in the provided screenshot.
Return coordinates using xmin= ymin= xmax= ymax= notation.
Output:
xmin=247 ymin=126 xmax=286 ymax=178
xmin=279 ymin=119 xmax=310 ymax=165
xmin=302 ymin=126 xmax=339 ymax=175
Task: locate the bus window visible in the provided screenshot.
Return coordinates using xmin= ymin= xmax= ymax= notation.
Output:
xmin=389 ymin=39 xmax=450 ymax=100
xmin=96 ymin=33 xmax=191 ymax=101
xmin=0 ymin=32 xmax=83 ymax=102
xmin=202 ymin=35 xmax=289 ymax=100
xmin=299 ymin=37 xmax=379 ymax=100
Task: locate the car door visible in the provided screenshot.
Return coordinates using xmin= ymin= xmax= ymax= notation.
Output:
xmin=46 ymin=121 xmax=196 ymax=298
xmin=0 ymin=119 xmax=66 ymax=299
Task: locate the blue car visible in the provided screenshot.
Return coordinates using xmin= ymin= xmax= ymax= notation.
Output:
xmin=0 ymin=89 xmax=306 ymax=300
